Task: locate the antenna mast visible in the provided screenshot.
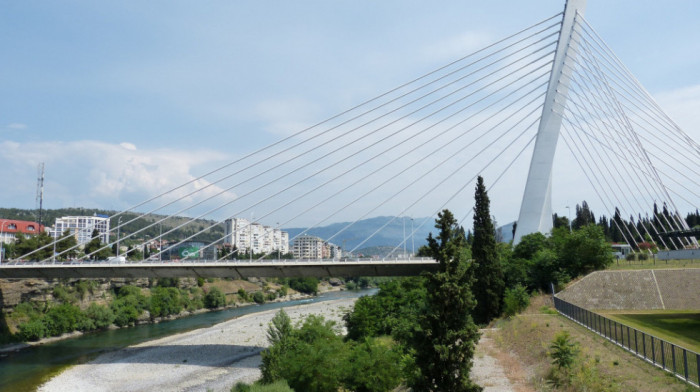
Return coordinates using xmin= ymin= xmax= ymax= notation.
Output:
xmin=36 ymin=163 xmax=45 ymax=226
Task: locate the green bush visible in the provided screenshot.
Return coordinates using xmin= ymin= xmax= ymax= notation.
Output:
xmin=82 ymin=303 xmax=115 ymax=330
xmin=149 ymin=287 xmax=183 ymax=318
xmin=638 ymin=252 xmax=649 ymax=261
xmin=111 ymin=290 xmax=147 ymax=327
xmin=285 ymin=277 xmax=319 ymax=295
xmin=231 ymin=380 xmax=293 ymax=392
xmin=204 ymin=287 xmax=227 ymax=308
xmin=344 ymin=338 xmax=402 ymax=392
xmin=52 ymin=285 xmax=76 ymax=304
xmin=503 ymin=285 xmax=530 ymax=317
xmin=44 ymin=303 xmax=85 ymax=336
xmin=549 ymin=331 xmax=579 ymax=369
xmin=18 ymin=319 xmax=48 ymax=341
xmin=237 ymin=288 xmax=250 ymax=302
xmin=253 ymin=291 xmax=265 ymax=304
xmin=197 ymin=277 xmax=205 ymax=287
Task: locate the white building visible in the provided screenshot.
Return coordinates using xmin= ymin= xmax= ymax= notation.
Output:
xmin=224 ymin=218 xmax=289 ymax=255
xmin=53 ymin=215 xmax=110 ymax=245
xmin=291 ymin=235 xmax=340 ymax=259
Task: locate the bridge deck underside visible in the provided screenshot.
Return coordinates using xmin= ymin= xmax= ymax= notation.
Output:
xmin=0 ymin=260 xmax=439 ymax=279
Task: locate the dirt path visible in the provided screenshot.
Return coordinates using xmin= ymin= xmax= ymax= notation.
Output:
xmin=471 ymin=330 xmax=534 ymax=392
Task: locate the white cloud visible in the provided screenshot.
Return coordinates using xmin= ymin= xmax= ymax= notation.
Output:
xmin=655 ymin=84 xmax=700 ymax=142
xmin=0 ymin=140 xmax=237 ymax=216
xmin=254 ymin=98 xmax=321 ymax=137
xmin=421 ymin=31 xmax=495 ymax=63
xmin=6 ymin=123 xmax=27 ymax=130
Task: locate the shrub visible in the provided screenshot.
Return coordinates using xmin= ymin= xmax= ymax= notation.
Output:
xmin=237 ymin=288 xmax=250 ymax=302
xmin=253 ymin=291 xmax=265 ymax=304
xmin=503 ymin=285 xmax=530 ymax=317
xmin=549 ymin=331 xmax=579 ymax=369
xmin=18 ymin=319 xmax=48 ymax=341
xmin=52 ymin=285 xmax=76 ymax=304
xmin=287 ymin=277 xmax=318 ymax=295
xmin=343 ymin=338 xmax=403 ymax=392
xmin=44 ymin=303 xmax=85 ymax=336
xmin=204 ymin=287 xmax=227 ymax=308
xmin=82 ymin=303 xmax=115 ymax=330
xmin=149 ymin=287 xmax=183 ymax=318
xmin=197 ymin=277 xmax=205 ymax=287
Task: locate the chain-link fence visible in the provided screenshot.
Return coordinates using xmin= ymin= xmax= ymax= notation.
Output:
xmin=553 ymin=296 xmax=699 ymax=388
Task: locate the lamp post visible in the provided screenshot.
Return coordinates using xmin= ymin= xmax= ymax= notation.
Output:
xmin=116 ymin=217 xmax=122 ymax=258
xmin=565 ymin=206 xmax=572 ymax=232
xmin=402 ymin=217 xmax=406 ymax=258
xmin=0 ymin=221 xmax=8 ymax=264
xmin=411 ymin=218 xmax=415 ymax=256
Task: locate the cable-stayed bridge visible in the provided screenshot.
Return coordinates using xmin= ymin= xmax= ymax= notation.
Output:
xmin=2 ymin=0 xmax=698 ymax=278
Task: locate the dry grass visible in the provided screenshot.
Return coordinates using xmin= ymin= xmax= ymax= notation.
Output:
xmin=490 ymin=295 xmax=694 ymax=391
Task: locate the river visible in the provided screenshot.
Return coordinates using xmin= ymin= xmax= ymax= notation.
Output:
xmin=0 ymin=289 xmax=375 ymax=392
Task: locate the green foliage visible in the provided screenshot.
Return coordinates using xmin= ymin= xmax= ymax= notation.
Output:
xmin=84 ymin=229 xmax=112 ymax=260
xmin=471 ymin=176 xmax=504 ymax=324
xmin=197 ymin=277 xmax=205 ymax=287
xmin=409 ymin=209 xmax=482 ymax=392
xmin=283 ymin=277 xmax=319 ymax=295
xmin=553 ymin=225 xmax=613 ymax=276
xmin=502 ymin=285 xmax=530 ymax=317
xmin=81 ymin=303 xmax=115 ymax=330
xmin=44 ymin=303 xmax=85 ymax=336
xmin=231 ymin=380 xmax=293 ymax=392
xmin=261 ymin=312 xmax=402 ymax=392
xmin=110 ymin=285 xmax=147 ymax=327
xmin=18 ymin=319 xmax=47 ymax=341
xmin=12 ymin=232 xmax=53 ymax=260
xmin=344 ymin=338 xmax=403 ymax=392
xmin=55 ymin=230 xmax=78 ymax=260
xmin=74 ymin=280 xmax=96 ymax=300
xmin=204 ymin=287 xmax=227 ymax=308
xmin=149 ymin=287 xmax=183 ymax=318
xmin=237 ymin=288 xmax=250 ymax=302
xmin=253 ymin=291 xmax=265 ymax=304
xmin=52 ymin=285 xmax=76 ymax=304
xmin=157 ymin=277 xmax=180 ymax=288
xmin=548 ymin=331 xmax=579 ymax=369
xmin=344 ymin=278 xmax=425 ymax=341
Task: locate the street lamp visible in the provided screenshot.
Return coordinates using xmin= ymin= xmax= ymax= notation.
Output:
xmin=0 ymin=220 xmax=8 ymax=264
xmin=116 ymin=217 xmax=122 ymax=258
xmin=411 ymin=218 xmax=415 ymax=256
xmin=565 ymin=206 xmax=572 ymax=232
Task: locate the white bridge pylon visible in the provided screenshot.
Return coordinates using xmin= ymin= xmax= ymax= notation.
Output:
xmin=513 ymin=0 xmax=586 ymax=244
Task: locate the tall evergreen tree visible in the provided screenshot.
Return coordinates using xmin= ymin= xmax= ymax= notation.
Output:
xmin=471 ymin=176 xmax=504 ymax=325
xmin=410 ymin=209 xmax=481 ymax=392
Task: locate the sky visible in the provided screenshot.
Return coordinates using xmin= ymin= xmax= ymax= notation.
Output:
xmin=1 ymin=1 xmax=699 ymax=228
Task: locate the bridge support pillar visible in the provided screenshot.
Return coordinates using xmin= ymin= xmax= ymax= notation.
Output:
xmin=513 ymin=0 xmax=586 ymax=245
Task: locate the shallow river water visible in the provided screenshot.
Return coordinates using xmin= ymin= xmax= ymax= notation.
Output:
xmin=0 ymin=289 xmax=375 ymax=392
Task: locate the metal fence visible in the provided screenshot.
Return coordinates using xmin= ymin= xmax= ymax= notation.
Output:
xmin=553 ymin=296 xmax=700 ymax=388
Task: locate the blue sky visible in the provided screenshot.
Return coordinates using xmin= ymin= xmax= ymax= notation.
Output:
xmin=1 ymin=1 xmax=698 ymax=227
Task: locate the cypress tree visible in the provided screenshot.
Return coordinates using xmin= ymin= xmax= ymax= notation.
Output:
xmin=410 ymin=209 xmax=481 ymax=392
xmin=471 ymin=176 xmax=504 ymax=324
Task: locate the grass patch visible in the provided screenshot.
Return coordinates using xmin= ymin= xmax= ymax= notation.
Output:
xmin=602 ymin=311 xmax=700 ymax=353
xmin=489 ymin=295 xmax=693 ymax=391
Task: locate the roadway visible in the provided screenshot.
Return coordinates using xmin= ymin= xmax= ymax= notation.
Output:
xmin=0 ymin=258 xmax=439 ymax=279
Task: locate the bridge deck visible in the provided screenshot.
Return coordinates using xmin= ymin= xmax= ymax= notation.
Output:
xmin=0 ymin=258 xmax=439 ymax=279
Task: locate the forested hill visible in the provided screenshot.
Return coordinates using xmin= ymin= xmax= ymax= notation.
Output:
xmin=0 ymin=207 xmax=225 ymax=243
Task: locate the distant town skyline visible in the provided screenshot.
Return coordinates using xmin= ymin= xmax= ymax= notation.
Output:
xmin=1 ymin=1 xmax=698 ymax=227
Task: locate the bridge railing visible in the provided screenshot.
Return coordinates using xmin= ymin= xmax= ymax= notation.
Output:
xmin=0 ymin=257 xmax=436 ymax=266
xmin=553 ymin=296 xmax=699 ymax=388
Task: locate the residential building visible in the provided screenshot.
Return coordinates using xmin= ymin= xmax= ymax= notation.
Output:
xmin=224 ymin=218 xmax=289 ymax=255
xmin=0 ymin=219 xmax=45 ymax=244
xmin=291 ymin=235 xmax=340 ymax=259
xmin=53 ymin=215 xmax=110 ymax=245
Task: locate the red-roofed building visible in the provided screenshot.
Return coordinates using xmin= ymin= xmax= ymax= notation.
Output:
xmin=0 ymin=219 xmax=46 ymax=244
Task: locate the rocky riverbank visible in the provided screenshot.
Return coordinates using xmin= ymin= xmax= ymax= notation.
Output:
xmin=38 ymin=297 xmax=357 ymax=392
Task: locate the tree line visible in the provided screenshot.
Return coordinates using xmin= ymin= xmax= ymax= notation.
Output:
xmin=238 ymin=176 xmax=615 ymax=392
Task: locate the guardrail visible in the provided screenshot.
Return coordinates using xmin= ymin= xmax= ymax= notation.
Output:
xmin=553 ymin=296 xmax=699 ymax=388
xmin=0 ymin=256 xmax=436 ymax=266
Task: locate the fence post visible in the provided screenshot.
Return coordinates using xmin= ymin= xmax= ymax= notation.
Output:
xmin=651 ymin=336 xmax=655 ymax=364
xmin=634 ymin=329 xmax=638 ymax=354
xmin=683 ymin=349 xmax=688 ymax=381
xmin=626 ymin=326 xmax=631 ymax=348
xmin=614 ymin=321 xmax=618 ymax=343
xmin=671 ymin=344 xmax=676 ymax=374
xmin=661 ymin=340 xmax=666 ymax=369
xmin=642 ymin=332 xmax=646 ymax=358
xmin=696 ymin=353 xmax=699 ymax=386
